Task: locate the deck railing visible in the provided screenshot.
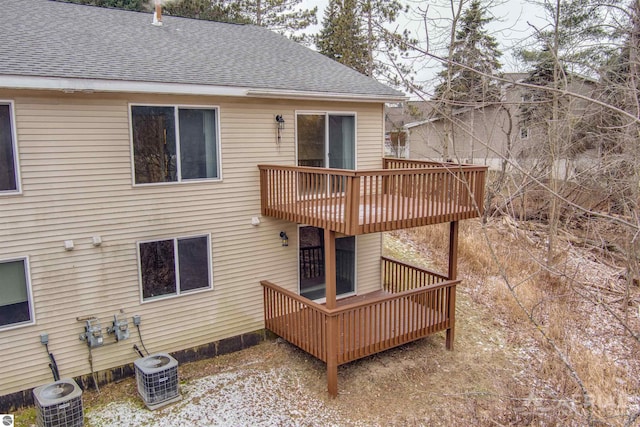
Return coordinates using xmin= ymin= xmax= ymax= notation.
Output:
xmin=382 ymin=158 xmax=459 ymax=169
xmin=258 ymin=158 xmax=486 ymax=235
xmin=261 ymin=257 xmax=459 ymax=366
xmin=381 ymin=257 xmax=449 ymax=293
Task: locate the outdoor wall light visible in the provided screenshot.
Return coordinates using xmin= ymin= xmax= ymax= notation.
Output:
xmin=279 ymin=231 xmax=289 ymax=247
xmin=275 ymin=115 xmax=285 ymax=145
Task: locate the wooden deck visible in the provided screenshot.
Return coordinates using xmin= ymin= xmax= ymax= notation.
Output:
xmin=259 ymin=158 xmax=487 ymax=235
xmin=262 ymin=258 xmax=458 ymax=366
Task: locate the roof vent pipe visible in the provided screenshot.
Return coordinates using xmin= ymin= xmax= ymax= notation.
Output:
xmin=152 ymin=0 xmax=163 ymax=26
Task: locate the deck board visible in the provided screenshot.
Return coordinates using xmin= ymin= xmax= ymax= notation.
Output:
xmin=259 ymin=162 xmax=487 ymax=235
xmin=273 ymin=194 xmax=476 ymax=234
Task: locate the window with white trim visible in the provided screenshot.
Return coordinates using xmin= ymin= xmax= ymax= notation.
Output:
xmin=138 ymin=235 xmax=212 ymax=301
xmin=0 ymin=257 xmax=34 ymax=329
xmin=131 ymin=105 xmax=220 ymax=184
xmin=0 ymin=102 xmax=19 ymax=193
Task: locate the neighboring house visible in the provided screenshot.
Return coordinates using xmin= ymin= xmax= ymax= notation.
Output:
xmin=384 ymin=101 xmax=433 ymax=158
xmin=403 ymin=73 xmax=597 ymax=175
xmin=0 ymin=0 xmax=487 ymax=407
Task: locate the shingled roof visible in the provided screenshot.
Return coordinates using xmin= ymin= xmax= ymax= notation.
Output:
xmin=0 ymin=0 xmax=405 ymax=101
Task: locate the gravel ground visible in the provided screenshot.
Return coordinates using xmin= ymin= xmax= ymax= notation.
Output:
xmin=89 ymin=361 xmax=362 ymax=427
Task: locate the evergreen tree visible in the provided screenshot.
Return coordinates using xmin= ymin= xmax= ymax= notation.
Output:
xmin=315 ymin=0 xmax=369 ymax=75
xmin=433 ymin=0 xmax=502 ymax=106
xmin=515 ymin=0 xmax=615 ymax=265
xmin=518 ymin=0 xmax=614 ymax=77
xmin=588 ymin=0 xmax=639 ymax=212
xmin=517 ymin=0 xmax=616 ymax=149
xmin=163 ymin=0 xmax=250 ymax=24
xmin=241 ymin=0 xmax=317 ymax=41
xmin=315 ymin=0 xmax=414 ymax=83
xmin=597 ymin=1 xmax=640 ymax=119
xmin=359 ymin=0 xmax=413 ymax=83
xmin=55 ymin=0 xmax=145 ymax=10
xmin=519 ymin=48 xmax=567 ymax=130
xmin=65 ymin=0 xmax=316 ymax=34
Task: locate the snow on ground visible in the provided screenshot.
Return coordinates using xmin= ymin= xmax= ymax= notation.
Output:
xmin=88 ymin=365 xmax=361 ymax=427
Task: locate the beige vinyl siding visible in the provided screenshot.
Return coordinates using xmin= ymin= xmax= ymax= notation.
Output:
xmin=356 ymin=105 xmax=385 ymax=169
xmin=355 ymin=234 xmax=382 ymax=295
xmin=0 ymin=92 xmax=385 ymax=396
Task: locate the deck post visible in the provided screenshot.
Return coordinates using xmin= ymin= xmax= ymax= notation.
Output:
xmin=325 ymin=229 xmax=337 ymax=309
xmin=448 ymin=221 xmax=458 ymax=280
xmin=446 ymin=221 xmax=459 ymax=350
xmin=327 ymin=315 xmax=339 ymax=397
xmin=259 ymin=168 xmax=268 ymax=216
xmin=347 ymin=176 xmax=361 ymax=235
xmin=324 ymin=229 xmax=339 ymax=396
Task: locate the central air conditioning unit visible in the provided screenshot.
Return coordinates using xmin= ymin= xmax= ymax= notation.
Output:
xmin=134 ymin=353 xmax=180 ymax=410
xmin=33 ymin=378 xmax=83 ymax=427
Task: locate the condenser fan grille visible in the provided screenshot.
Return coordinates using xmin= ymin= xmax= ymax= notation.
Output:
xmin=40 ymin=383 xmax=75 ymax=400
xmin=134 ymin=353 xmax=180 ymax=410
xmin=140 ymin=355 xmax=171 ymax=369
xmin=33 ymin=379 xmax=83 ymax=427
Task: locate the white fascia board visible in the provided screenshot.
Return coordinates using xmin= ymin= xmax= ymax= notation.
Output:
xmin=246 ymin=89 xmax=407 ymax=103
xmin=0 ymin=75 xmax=408 ymax=102
xmin=0 ymin=75 xmax=248 ymax=97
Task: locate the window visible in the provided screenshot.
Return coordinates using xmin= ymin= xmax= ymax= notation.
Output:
xmin=520 ymin=127 xmax=529 ymax=139
xmin=138 ymin=235 xmax=212 ymax=301
xmin=297 ymin=112 xmax=356 ymax=195
xmin=0 ymin=102 xmax=19 ymax=193
xmin=131 ymin=105 xmax=220 ymax=184
xmin=0 ymin=258 xmax=34 ymax=329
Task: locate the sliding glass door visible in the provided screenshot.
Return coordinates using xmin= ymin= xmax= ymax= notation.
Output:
xmin=297 ymin=113 xmax=355 ymax=170
xmin=296 ymin=114 xmax=357 ymax=299
xmin=299 ymin=226 xmax=356 ymax=301
xmin=328 ymin=115 xmax=355 ymax=170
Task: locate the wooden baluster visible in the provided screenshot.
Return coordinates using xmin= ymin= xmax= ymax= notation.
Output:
xmin=312 ymin=172 xmax=319 ymax=227
xmin=446 ymin=221 xmax=459 ymax=350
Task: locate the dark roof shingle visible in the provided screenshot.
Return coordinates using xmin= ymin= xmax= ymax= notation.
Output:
xmin=0 ymin=0 xmax=404 ymax=99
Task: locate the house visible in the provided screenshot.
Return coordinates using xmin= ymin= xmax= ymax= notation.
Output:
xmin=384 ymin=101 xmax=433 ymax=158
xmin=402 ymin=73 xmax=597 ymax=177
xmin=0 ymin=0 xmax=487 ymax=408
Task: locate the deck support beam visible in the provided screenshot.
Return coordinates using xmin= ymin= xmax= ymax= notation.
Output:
xmin=324 ymin=229 xmax=338 ymax=397
xmin=446 ymin=221 xmax=459 ymax=350
xmin=325 ymin=229 xmax=337 ymax=309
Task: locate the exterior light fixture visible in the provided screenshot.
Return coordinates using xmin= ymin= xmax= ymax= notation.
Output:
xmin=275 ymin=115 xmax=285 ymax=144
xmin=279 ymin=231 xmax=289 ymax=247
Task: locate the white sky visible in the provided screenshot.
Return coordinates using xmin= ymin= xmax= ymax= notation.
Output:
xmin=301 ymin=0 xmax=549 ymax=92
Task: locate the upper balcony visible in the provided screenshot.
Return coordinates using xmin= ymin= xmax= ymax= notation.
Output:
xmin=258 ymin=158 xmax=487 ymax=235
